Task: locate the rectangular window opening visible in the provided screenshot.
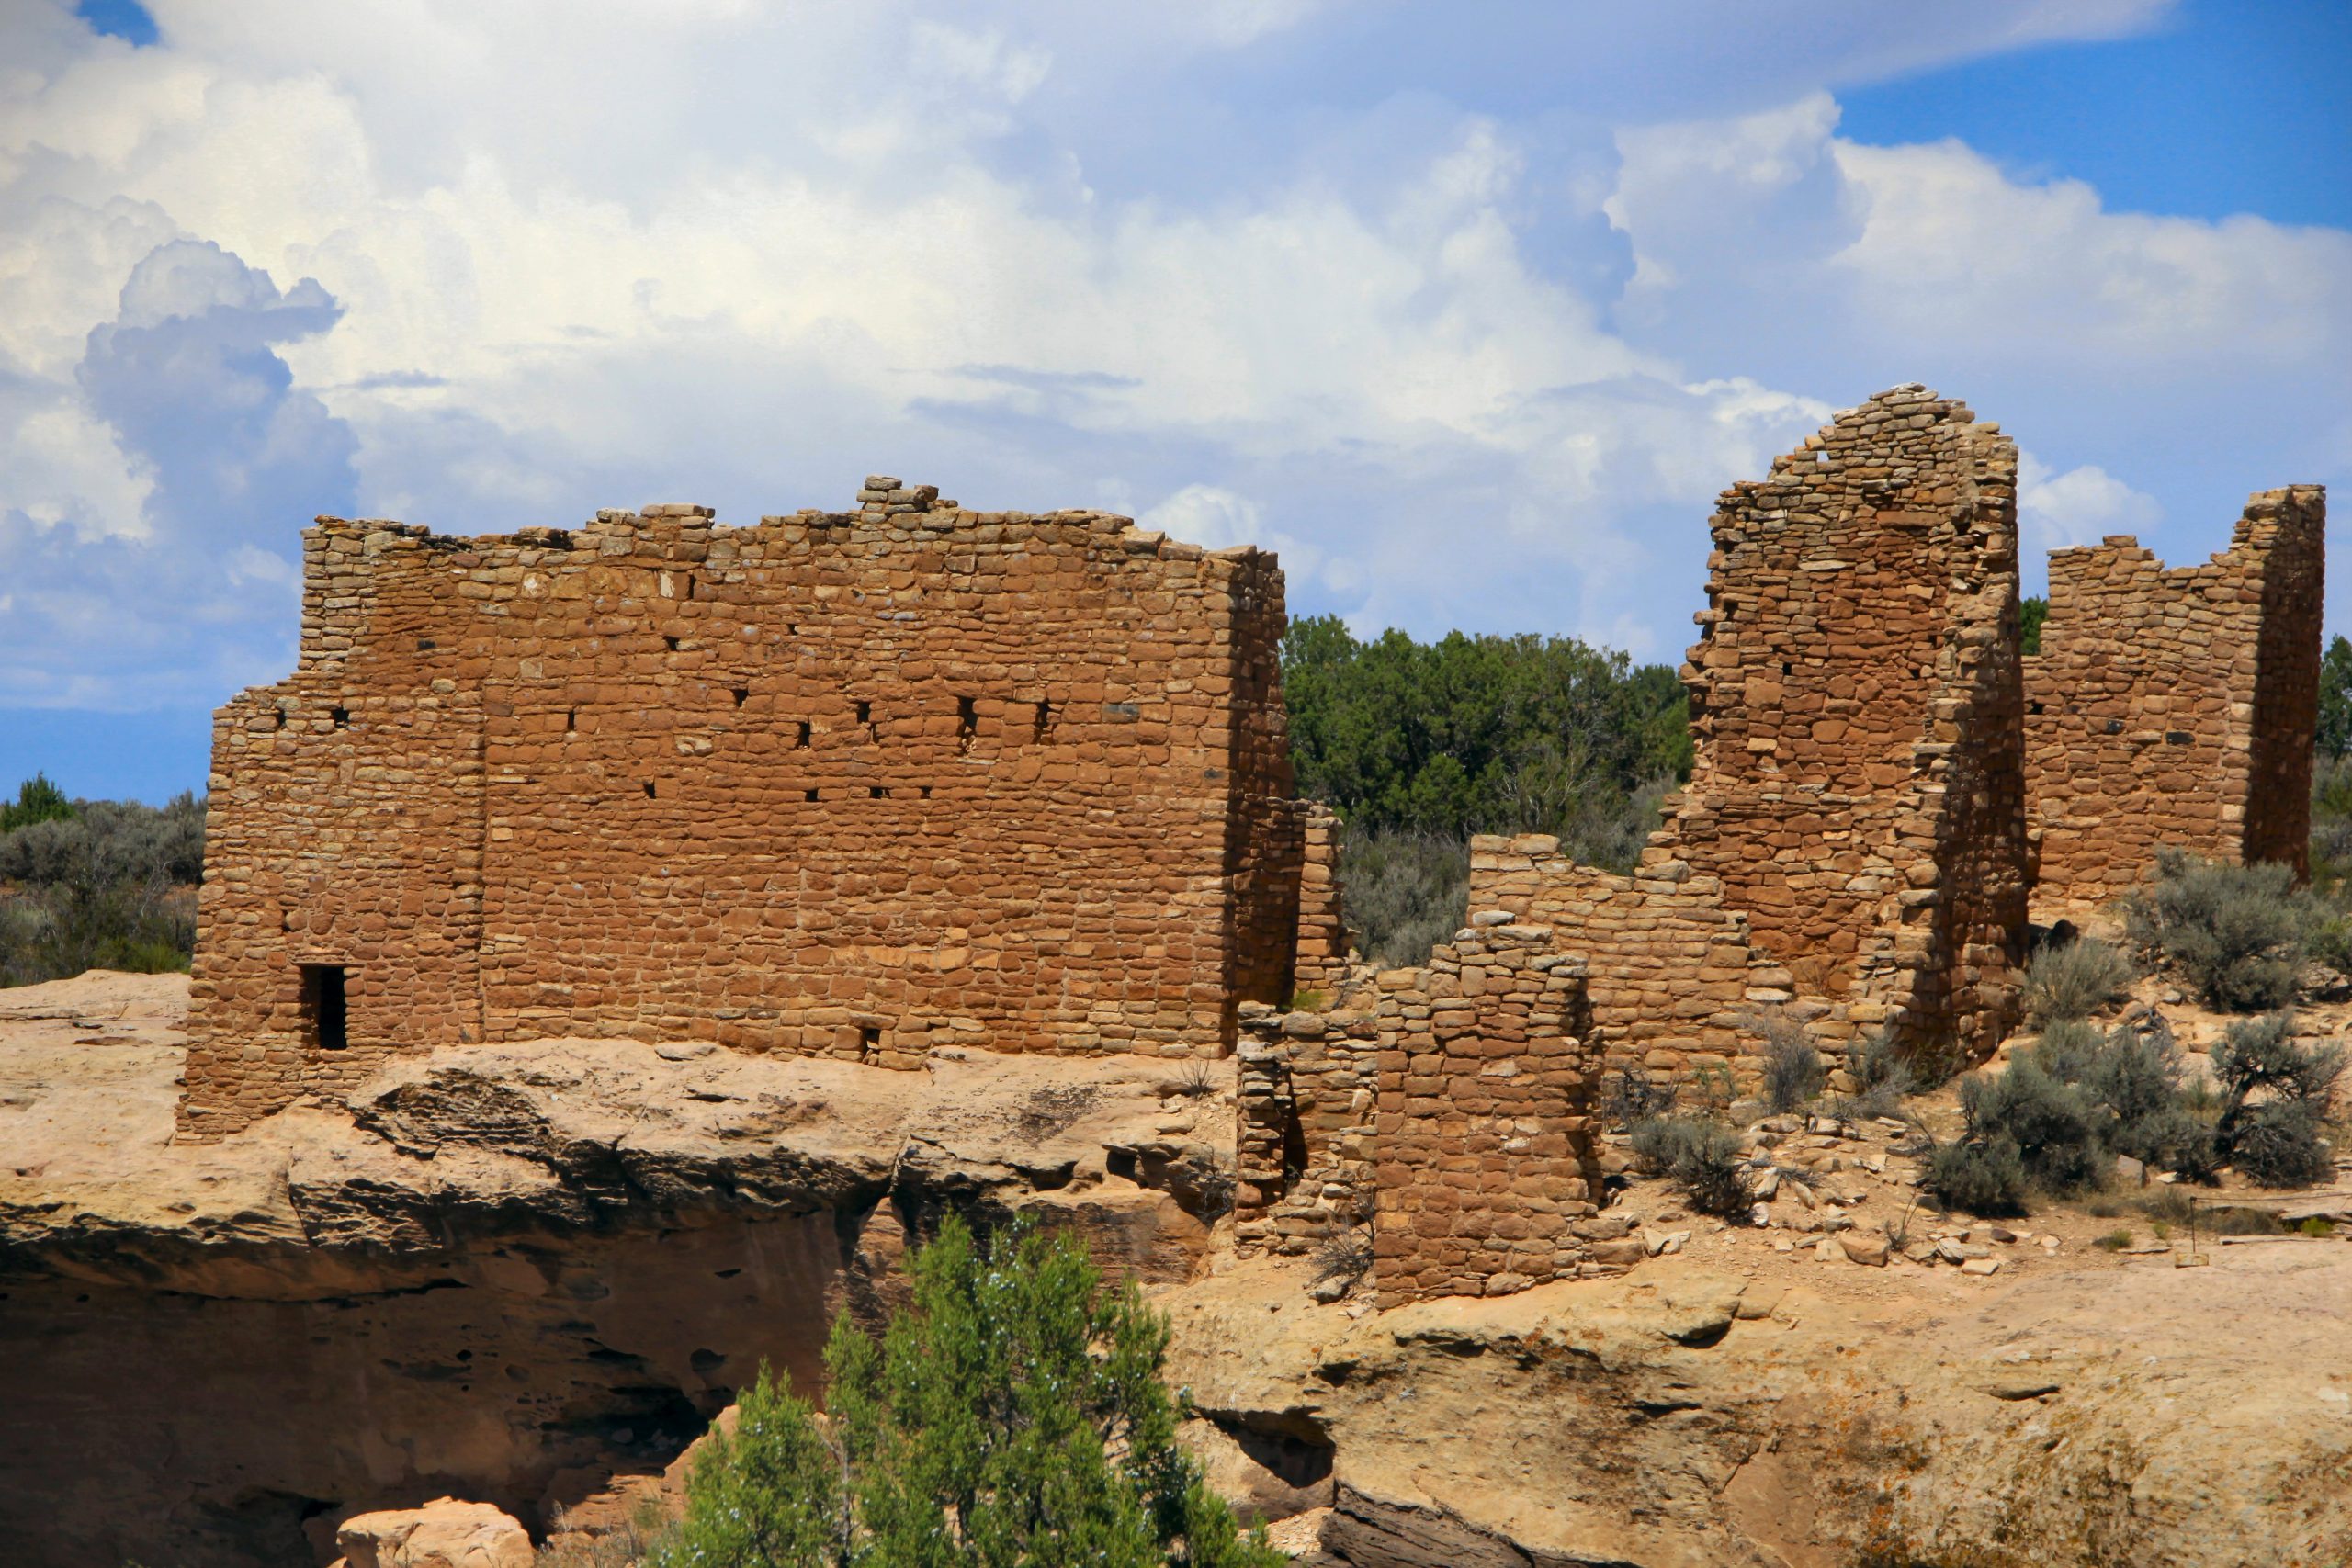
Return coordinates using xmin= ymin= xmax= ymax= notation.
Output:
xmin=795 ymin=720 xmax=812 ymax=749
xmin=417 ymin=637 xmax=436 ymax=652
xmin=1033 ymin=699 xmax=1054 ymax=740
xmin=956 ymin=694 xmax=978 ymax=752
xmin=566 ymin=708 xmax=578 ymax=731
xmin=732 ymin=687 xmax=750 ymax=708
xmin=642 ymin=781 xmax=658 ymax=798
xmin=330 ymin=706 xmax=350 ymax=728
xmin=300 ymin=964 xmax=348 ymax=1052
xmin=869 ymin=784 xmax=888 ymax=799
xmin=919 ymin=784 xmax=933 ymax=799
xmin=664 ymin=636 xmax=681 ymax=652
xmin=859 ymin=1025 xmax=880 ymax=1060
xmin=805 ymin=787 xmax=820 ymax=802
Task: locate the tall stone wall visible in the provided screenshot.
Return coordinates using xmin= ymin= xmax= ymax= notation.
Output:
xmin=1289 ymin=802 xmax=1351 ymax=997
xmin=2025 ymin=487 xmax=2326 ymax=912
xmin=182 ymin=482 xmax=1302 ymax=1138
xmin=1477 ymin=386 xmax=2030 ymax=1079
xmin=1369 ymin=927 xmax=1610 ymax=1305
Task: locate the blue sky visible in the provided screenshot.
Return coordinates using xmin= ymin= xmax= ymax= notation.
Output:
xmin=4 ymin=0 xmax=2347 ymax=804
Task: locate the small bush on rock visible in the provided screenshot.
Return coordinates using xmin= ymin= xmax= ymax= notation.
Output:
xmin=2021 ymin=937 xmax=2135 ymax=1026
xmin=2229 ymin=1100 xmax=2334 ymax=1189
xmin=1600 ymin=1066 xmax=1677 ymax=1128
xmin=1629 ymin=1113 xmax=1749 ymax=1217
xmin=1755 ymin=1013 xmax=1825 ymax=1114
xmin=2211 ymin=1011 xmax=2344 ymax=1188
xmin=1959 ymin=1056 xmax=2105 ymax=1196
xmin=1825 ymin=1032 xmax=1917 ymax=1123
xmin=1923 ymin=1135 xmax=2030 ymax=1217
xmin=2124 ymin=849 xmax=2317 ymax=1011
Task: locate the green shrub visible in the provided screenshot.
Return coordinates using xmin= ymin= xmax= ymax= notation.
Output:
xmin=1628 ymin=1113 xmax=1749 ymax=1216
xmin=2211 ymin=1011 xmax=2343 ymax=1189
xmin=2021 ymin=938 xmax=2135 ymax=1026
xmin=2029 ymin=1018 xmax=2105 ymax=1084
xmin=656 ymin=1213 xmax=1279 ymax=1568
xmin=2124 ymin=849 xmax=2316 ymax=1011
xmin=2229 ymin=1100 xmax=2334 ymax=1188
xmin=1923 ymin=1134 xmax=2030 ymax=1216
xmin=1600 ymin=1066 xmax=1677 ymax=1128
xmin=1756 ymin=1014 xmax=1824 ymax=1114
xmin=1958 ymin=1056 xmax=2105 ymax=1195
xmin=1335 ymin=826 xmax=1466 ymax=967
xmin=1824 ymin=1031 xmax=1917 ymax=1123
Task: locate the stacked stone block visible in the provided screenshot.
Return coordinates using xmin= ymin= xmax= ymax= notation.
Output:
xmin=1232 ymin=998 xmax=1378 ymax=1256
xmin=1289 ymin=802 xmax=1351 ymax=997
xmin=1370 ymin=926 xmax=1608 ymax=1304
xmin=181 ymin=483 xmax=1305 ymax=1137
xmin=2025 ymin=487 xmax=2326 ymax=913
xmin=1477 ymin=387 xmax=2030 ymax=1079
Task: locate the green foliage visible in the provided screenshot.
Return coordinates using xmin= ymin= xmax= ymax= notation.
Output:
xmin=1755 ymin=1013 xmax=1824 ymax=1114
xmin=2211 ymin=1011 xmax=2344 ymax=1188
xmin=2320 ymin=635 xmax=2352 ymax=759
xmin=1333 ymin=826 xmax=1467 ymax=967
xmin=1824 ymin=1031 xmax=1916 ymax=1123
xmin=2018 ymin=595 xmax=2047 ymax=658
xmin=2228 ymin=1100 xmax=2333 ymax=1188
xmin=660 ymin=1214 xmax=1279 ymax=1568
xmin=2123 ymin=849 xmax=2316 ymax=1011
xmin=1958 ymin=1056 xmax=2105 ymax=1196
xmin=1600 ymin=1066 xmax=1677 ymax=1129
xmin=0 ymin=790 xmax=205 ymax=987
xmin=0 ymin=773 xmax=75 ymax=833
xmin=654 ymin=1369 xmax=849 ymax=1567
xmin=1923 ymin=1135 xmax=2030 ymax=1217
xmin=2020 ymin=938 xmax=2135 ymax=1026
xmin=1628 ymin=1113 xmax=1749 ymax=1216
xmin=1282 ymin=615 xmax=1690 ymax=840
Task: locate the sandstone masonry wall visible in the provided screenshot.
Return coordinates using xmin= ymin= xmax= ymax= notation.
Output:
xmin=1369 ymin=927 xmax=1610 ymax=1304
xmin=1474 ymin=387 xmax=2030 ymax=1079
xmin=183 ymin=482 xmax=1301 ymax=1137
xmin=1289 ymin=802 xmax=1351 ymax=997
xmin=2025 ymin=487 xmax=2326 ymax=913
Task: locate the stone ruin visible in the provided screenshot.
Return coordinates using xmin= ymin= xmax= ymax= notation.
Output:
xmin=180 ymin=481 xmax=1330 ymax=1138
xmin=2025 ymin=487 xmax=2326 ymax=913
xmin=179 ymin=390 xmax=2325 ymax=1304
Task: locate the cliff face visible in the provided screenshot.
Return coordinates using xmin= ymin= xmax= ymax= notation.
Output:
xmin=0 ymin=974 xmax=1224 ymax=1568
xmin=11 ymin=973 xmax=2352 ymax=1568
xmin=1163 ymin=1251 xmax=2352 ymax=1568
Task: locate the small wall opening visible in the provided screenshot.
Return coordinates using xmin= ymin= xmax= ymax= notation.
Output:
xmin=795 ymin=721 xmax=812 ymax=749
xmin=732 ymin=687 xmax=750 ymax=708
xmin=805 ymin=787 xmax=820 ymax=802
xmin=566 ymin=708 xmax=578 ymax=731
xmin=869 ymin=784 xmax=888 ymax=799
xmin=642 ymin=781 xmax=658 ymax=798
xmin=859 ymin=1025 xmax=881 ymax=1061
xmin=300 ymin=965 xmax=348 ymax=1052
xmin=417 ymin=637 xmax=436 ymax=652
xmin=956 ymin=695 xmax=978 ymax=753
xmin=330 ymin=706 xmax=349 ymax=728
xmin=1033 ymin=699 xmax=1055 ymax=740
xmin=664 ymin=636 xmax=681 ymax=652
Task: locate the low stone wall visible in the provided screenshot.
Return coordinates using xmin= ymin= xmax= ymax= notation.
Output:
xmin=1370 ymin=925 xmax=1612 ymax=1306
xmin=1233 ymin=998 xmax=1376 ymax=1257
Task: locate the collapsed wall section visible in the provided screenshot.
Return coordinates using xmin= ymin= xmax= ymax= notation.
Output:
xmin=1481 ymin=386 xmax=2030 ymax=1079
xmin=183 ymin=484 xmax=1301 ymax=1138
xmin=2024 ymin=487 xmax=2326 ymax=912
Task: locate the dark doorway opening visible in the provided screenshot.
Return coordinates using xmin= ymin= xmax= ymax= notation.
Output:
xmin=301 ymin=964 xmax=348 ymax=1051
